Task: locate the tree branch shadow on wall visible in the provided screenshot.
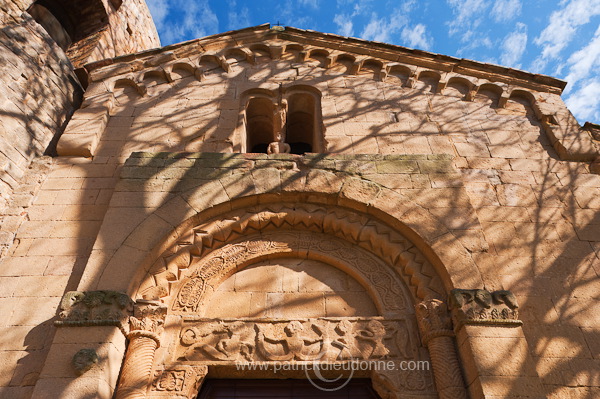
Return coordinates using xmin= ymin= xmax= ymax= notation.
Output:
xmin=13 ymin=44 xmax=598 ymax=397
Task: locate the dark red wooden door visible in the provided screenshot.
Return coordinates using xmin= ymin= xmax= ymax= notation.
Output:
xmin=197 ymin=379 xmax=381 ymax=399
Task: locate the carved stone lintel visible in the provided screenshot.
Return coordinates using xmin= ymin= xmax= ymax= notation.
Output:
xmin=449 ymin=289 xmax=522 ymax=328
xmin=150 ymin=365 xmax=208 ymax=398
xmin=54 ymin=291 xmax=133 ymax=328
xmin=177 ymin=317 xmax=414 ymax=363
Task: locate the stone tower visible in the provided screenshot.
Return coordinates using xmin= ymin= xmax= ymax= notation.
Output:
xmin=1 ymin=7 xmax=599 ymax=399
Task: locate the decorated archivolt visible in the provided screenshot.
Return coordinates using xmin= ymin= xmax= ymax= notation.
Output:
xmin=136 ymin=203 xmax=446 ymax=310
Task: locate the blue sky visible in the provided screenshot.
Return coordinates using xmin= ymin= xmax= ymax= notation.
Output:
xmin=146 ymin=0 xmax=600 ymax=124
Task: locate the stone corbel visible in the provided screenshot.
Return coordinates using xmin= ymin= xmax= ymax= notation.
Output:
xmin=449 ymin=288 xmax=522 ymax=329
xmin=497 ymin=92 xmax=510 ymax=108
xmin=54 ymin=290 xmax=134 ymax=330
xmin=435 ymin=80 xmax=447 ymax=94
xmin=586 ymin=121 xmax=600 ymax=141
xmin=56 ymin=92 xmax=115 ymax=157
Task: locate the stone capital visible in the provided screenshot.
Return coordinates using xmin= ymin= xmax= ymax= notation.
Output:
xmin=449 ymin=289 xmax=522 ymax=328
xmin=415 ymin=299 xmax=454 ymax=346
xmin=126 ymin=300 xmax=168 ymax=344
xmin=54 ymin=290 xmax=134 ymax=329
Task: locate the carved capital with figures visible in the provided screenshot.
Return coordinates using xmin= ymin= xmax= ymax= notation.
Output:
xmin=449 ymin=289 xmax=521 ymax=328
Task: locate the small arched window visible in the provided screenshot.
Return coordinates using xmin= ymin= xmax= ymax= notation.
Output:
xmin=287 ymin=93 xmax=315 ymax=154
xmin=241 ymin=86 xmax=323 ymax=154
xmin=246 ymin=97 xmax=275 ymax=153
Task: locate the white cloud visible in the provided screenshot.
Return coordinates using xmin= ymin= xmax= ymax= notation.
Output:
xmin=446 ymin=0 xmax=490 ymax=41
xmin=147 ymin=0 xmax=218 ymax=45
xmin=401 ymin=24 xmax=433 ymax=50
xmin=276 ymin=1 xmax=313 ymax=27
xmin=360 ymin=10 xmax=408 ymax=43
xmin=533 ymin=0 xmax=600 ymax=70
xmin=299 ymin=0 xmax=319 ymax=7
xmin=564 ymin=25 xmax=600 ymax=89
xmin=456 ymin=36 xmax=493 ymax=57
xmin=334 ymin=14 xmax=354 ymax=37
xmin=400 ymin=0 xmax=418 ymax=13
xmin=564 ymin=78 xmax=600 ymax=122
xmin=490 ymin=0 xmax=522 ymax=22
xmin=500 ymin=23 xmax=527 ymax=68
xmin=147 ymin=0 xmax=170 ymax=30
xmin=227 ymin=0 xmax=250 ymax=30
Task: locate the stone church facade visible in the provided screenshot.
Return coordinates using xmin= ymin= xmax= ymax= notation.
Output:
xmin=1 ymin=2 xmax=599 ymax=399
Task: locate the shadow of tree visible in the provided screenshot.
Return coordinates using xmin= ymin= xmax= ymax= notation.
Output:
xmin=8 ymin=29 xmax=598 ymax=398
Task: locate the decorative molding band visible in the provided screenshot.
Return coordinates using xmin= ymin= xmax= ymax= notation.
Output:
xmin=54 ymin=290 xmax=133 ymax=328
xmin=449 ymin=289 xmax=522 ymax=328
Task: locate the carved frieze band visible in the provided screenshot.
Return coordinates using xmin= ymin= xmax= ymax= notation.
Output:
xmin=177 ymin=318 xmax=415 ymax=363
xmin=54 ymin=291 xmax=133 ymax=328
xmin=449 ymin=289 xmax=522 ymax=327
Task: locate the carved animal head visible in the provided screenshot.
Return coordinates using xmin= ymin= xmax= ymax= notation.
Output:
xmin=492 ymin=290 xmax=519 ymax=309
xmin=474 ymin=290 xmax=492 ymax=308
xmin=60 ymin=291 xmax=85 ymax=311
xmin=449 ymin=289 xmax=475 ymax=308
xmin=72 ymin=349 xmax=98 ymax=376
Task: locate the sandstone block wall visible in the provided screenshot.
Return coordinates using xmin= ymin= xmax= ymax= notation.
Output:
xmin=0 ymin=25 xmax=598 ymax=398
